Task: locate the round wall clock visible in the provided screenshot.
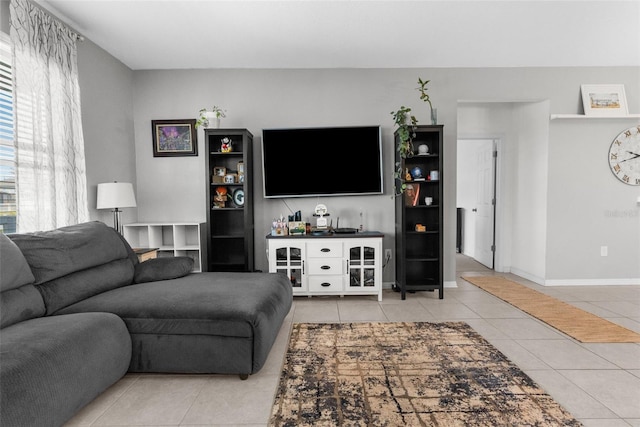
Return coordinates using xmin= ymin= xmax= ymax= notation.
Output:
xmin=608 ymin=126 xmax=640 ymax=186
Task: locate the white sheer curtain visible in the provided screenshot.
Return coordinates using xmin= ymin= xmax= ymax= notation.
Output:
xmin=10 ymin=0 xmax=88 ymax=232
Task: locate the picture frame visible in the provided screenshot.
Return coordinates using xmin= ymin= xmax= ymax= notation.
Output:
xmin=404 ymin=184 xmax=420 ymax=207
xmin=152 ymin=119 xmax=198 ymax=157
xmin=581 ymin=84 xmax=629 ymax=116
xmin=212 ymin=166 xmax=226 ymax=183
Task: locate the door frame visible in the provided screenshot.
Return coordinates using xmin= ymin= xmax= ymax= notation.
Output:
xmin=457 ymin=136 xmax=505 ymax=271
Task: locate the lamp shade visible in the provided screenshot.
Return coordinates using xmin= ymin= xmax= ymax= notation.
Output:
xmin=96 ymin=182 xmax=137 ymax=209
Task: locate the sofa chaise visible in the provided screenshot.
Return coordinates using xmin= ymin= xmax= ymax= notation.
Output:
xmin=0 ymin=221 xmax=293 ymax=427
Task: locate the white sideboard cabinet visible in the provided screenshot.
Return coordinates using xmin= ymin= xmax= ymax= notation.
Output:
xmin=122 ymin=222 xmax=206 ymax=272
xmin=266 ymin=232 xmax=383 ymax=301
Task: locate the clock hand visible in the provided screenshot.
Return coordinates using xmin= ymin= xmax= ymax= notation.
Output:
xmin=620 ymin=151 xmax=640 ymax=163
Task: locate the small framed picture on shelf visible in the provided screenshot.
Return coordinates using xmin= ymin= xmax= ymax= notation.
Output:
xmin=404 ymin=184 xmax=420 ymax=207
xmin=212 ymin=167 xmax=226 ymax=183
xmin=237 ymin=162 xmax=244 ymax=174
xmin=151 ymin=119 xmax=198 ymax=157
xmin=581 ymin=84 xmax=628 ymax=116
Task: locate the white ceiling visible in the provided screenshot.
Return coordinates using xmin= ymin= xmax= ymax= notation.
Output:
xmin=39 ymin=0 xmax=640 ymax=70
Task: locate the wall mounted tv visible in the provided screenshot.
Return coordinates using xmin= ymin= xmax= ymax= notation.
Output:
xmin=261 ymin=126 xmax=383 ymax=198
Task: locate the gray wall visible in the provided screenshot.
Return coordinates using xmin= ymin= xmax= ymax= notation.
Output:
xmin=78 ymin=39 xmax=137 ymax=227
xmin=4 ymin=15 xmax=638 ymax=285
xmin=125 ymin=67 xmax=639 ymax=285
xmin=547 ymin=119 xmax=640 ymax=284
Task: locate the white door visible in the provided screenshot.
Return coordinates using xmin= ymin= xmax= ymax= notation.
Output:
xmin=473 ymin=140 xmax=496 ymax=268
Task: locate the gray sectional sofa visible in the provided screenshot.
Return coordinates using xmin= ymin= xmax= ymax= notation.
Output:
xmin=0 ymin=221 xmax=293 ymax=427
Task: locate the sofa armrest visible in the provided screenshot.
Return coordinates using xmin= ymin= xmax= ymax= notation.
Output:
xmin=133 ymin=257 xmax=194 ymax=284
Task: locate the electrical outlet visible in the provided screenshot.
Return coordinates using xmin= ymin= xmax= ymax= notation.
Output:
xmin=385 ymin=249 xmax=392 ymax=260
xmin=600 ymin=246 xmax=608 ymax=257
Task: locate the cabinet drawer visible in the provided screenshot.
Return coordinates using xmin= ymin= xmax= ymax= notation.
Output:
xmin=308 ymin=276 xmax=343 ymax=292
xmin=307 ymin=242 xmax=343 ymax=258
xmin=308 ymin=258 xmax=344 ymax=275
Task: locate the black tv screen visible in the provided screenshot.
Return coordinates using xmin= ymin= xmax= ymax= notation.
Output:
xmin=261 ymin=126 xmax=383 ymax=198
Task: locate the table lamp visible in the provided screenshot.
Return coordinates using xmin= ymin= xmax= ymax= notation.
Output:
xmin=96 ymin=182 xmax=137 ymax=234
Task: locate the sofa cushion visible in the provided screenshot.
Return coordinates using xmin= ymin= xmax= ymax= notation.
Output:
xmin=0 ymin=284 xmax=46 ymax=328
xmin=0 ymin=312 xmax=131 ymax=427
xmin=0 ymin=234 xmax=44 ymax=328
xmin=0 ymin=233 xmax=35 ymax=292
xmin=133 ymin=257 xmax=194 ymax=284
xmin=56 ymin=272 xmax=293 ymax=374
xmin=9 ymin=221 xmax=135 ymax=313
xmin=56 ymin=272 xmax=285 ymax=337
xmin=37 ymin=259 xmax=135 ymax=315
xmin=9 ymin=221 xmax=132 ymax=285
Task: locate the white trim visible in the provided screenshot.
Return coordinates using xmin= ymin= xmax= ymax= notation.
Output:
xmin=509 ymin=268 xmax=544 ymax=285
xmin=444 ymin=281 xmax=458 ymax=288
xmin=550 ymin=114 xmax=640 ymax=120
xmin=543 ymin=278 xmax=640 ymax=286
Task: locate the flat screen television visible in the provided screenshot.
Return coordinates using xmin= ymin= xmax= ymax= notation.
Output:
xmin=261 ymin=126 xmax=383 ymax=198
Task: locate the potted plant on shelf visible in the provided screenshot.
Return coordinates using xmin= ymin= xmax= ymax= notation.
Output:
xmin=417 ymin=78 xmax=436 ymax=125
xmin=390 ymin=106 xmax=417 ymax=195
xmin=195 ymin=106 xmax=227 ymax=129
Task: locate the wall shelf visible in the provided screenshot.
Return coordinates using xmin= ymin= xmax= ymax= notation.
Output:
xmin=550 ymin=114 xmax=640 ymax=120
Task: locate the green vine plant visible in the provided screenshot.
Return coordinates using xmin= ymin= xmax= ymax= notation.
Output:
xmin=390 ymin=106 xmax=417 ymax=195
xmin=195 ymin=106 xmax=227 ymax=129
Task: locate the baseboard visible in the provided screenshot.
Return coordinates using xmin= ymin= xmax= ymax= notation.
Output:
xmin=543 ymin=278 xmax=640 ymax=286
xmin=510 ymin=268 xmax=639 ymax=286
xmin=509 ymin=268 xmax=544 ymax=285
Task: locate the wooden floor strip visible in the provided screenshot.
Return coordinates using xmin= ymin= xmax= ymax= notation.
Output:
xmin=462 ymin=275 xmax=640 ymax=343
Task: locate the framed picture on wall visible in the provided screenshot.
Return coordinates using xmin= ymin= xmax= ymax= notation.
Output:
xmin=581 ymin=84 xmax=629 ymax=116
xmin=151 ymin=119 xmax=198 ymax=157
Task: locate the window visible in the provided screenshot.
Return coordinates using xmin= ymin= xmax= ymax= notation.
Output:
xmin=0 ymin=33 xmax=16 ymax=233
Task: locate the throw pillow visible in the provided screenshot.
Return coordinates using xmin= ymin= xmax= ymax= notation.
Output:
xmin=0 ymin=234 xmax=35 ymax=292
xmin=133 ymin=257 xmax=194 ymax=284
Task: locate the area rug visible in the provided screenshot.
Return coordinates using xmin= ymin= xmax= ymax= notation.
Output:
xmin=269 ymin=322 xmax=581 ymax=426
xmin=462 ymin=275 xmax=640 ymax=343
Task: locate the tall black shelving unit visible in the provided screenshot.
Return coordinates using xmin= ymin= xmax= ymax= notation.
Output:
xmin=204 ymin=128 xmax=254 ymax=272
xmin=394 ymin=125 xmax=444 ymax=299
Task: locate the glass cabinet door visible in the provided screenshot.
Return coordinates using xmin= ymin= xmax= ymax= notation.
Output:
xmin=347 ymin=244 xmax=377 ymax=289
xmin=275 ymin=245 xmax=304 ymax=289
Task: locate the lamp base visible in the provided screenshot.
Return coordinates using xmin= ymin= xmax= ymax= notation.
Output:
xmin=112 ymin=209 xmax=123 ymax=235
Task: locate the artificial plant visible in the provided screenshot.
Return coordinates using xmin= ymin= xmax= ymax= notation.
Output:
xmin=390 ymin=106 xmax=417 ymax=195
xmin=195 ymin=106 xmax=227 ymax=128
xmin=417 ymin=78 xmax=437 ymax=124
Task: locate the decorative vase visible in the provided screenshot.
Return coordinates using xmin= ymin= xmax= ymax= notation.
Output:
xmin=430 ymin=107 xmax=438 ymax=125
xmin=206 ymin=112 xmax=221 ymax=128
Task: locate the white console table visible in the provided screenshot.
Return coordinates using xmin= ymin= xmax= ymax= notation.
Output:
xmin=266 ymin=232 xmax=383 ymax=301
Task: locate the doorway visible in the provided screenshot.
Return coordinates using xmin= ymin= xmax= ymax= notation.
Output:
xmin=457 ymin=138 xmax=497 ymax=269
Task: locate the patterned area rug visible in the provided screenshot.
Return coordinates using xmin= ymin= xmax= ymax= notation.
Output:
xmin=462 ymin=275 xmax=640 ymax=343
xmin=269 ymin=322 xmax=581 ymax=426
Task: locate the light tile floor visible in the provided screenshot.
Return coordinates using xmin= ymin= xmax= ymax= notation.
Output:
xmin=65 ymin=255 xmax=640 ymax=426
